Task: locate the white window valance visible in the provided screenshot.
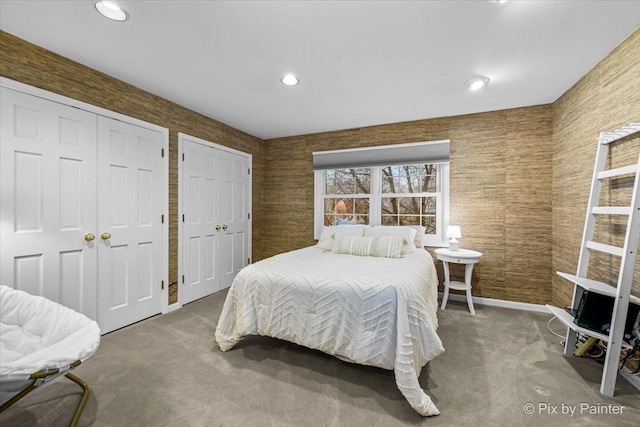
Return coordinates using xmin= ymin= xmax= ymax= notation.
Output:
xmin=312 ymin=139 xmax=450 ymax=170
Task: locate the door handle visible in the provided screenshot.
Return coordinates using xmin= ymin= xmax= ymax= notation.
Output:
xmin=222 ymin=224 xmax=228 ymax=230
xmin=84 ymin=233 xmax=96 ymax=242
xmin=215 ymin=225 xmax=221 ymax=231
xmin=101 ymin=232 xmax=111 ymax=240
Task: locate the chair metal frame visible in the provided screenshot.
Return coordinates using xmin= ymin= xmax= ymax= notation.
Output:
xmin=0 ymin=359 xmax=90 ymax=427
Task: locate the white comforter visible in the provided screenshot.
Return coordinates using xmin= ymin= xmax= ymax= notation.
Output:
xmin=215 ymin=246 xmax=444 ymax=416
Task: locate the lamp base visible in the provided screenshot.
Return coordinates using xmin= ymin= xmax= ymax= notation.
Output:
xmin=449 ymin=240 xmax=459 ymax=251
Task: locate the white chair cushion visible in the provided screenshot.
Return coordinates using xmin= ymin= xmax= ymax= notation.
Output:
xmin=0 ymin=286 xmax=101 ymax=378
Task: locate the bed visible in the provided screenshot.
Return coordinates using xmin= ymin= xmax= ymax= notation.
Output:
xmin=215 ymin=226 xmax=444 ymax=416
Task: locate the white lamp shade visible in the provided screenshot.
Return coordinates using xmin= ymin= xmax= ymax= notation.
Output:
xmin=447 ymin=226 xmax=462 ymax=239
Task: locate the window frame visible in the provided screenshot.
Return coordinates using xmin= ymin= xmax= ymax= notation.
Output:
xmin=314 ymin=162 xmax=450 ymax=247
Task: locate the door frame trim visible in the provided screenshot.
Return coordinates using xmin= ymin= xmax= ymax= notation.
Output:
xmin=0 ymin=77 xmax=171 ymax=315
xmin=177 ymin=132 xmax=252 ymax=310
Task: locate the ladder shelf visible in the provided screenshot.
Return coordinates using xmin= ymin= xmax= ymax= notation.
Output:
xmin=555 ymin=272 xmax=640 ymax=305
xmin=546 ymin=121 xmax=640 ymax=397
xmin=546 ymin=305 xmax=633 ymax=350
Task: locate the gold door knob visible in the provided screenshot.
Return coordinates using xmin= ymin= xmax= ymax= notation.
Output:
xmin=84 ymin=233 xmax=96 ymax=242
xmin=101 ymin=232 xmax=111 ymax=240
xmin=222 ymin=224 xmax=228 ymax=230
xmin=215 ymin=225 xmax=221 ymax=231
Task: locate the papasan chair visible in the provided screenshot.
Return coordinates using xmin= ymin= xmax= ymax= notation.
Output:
xmin=0 ymin=285 xmax=101 ymax=426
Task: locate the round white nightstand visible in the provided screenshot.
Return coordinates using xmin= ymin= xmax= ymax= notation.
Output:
xmin=434 ymin=248 xmax=482 ymax=315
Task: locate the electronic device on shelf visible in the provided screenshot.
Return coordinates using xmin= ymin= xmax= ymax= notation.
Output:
xmin=573 ymin=291 xmax=640 ymax=344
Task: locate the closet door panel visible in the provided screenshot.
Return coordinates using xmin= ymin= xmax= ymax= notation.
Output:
xmin=0 ymin=87 xmax=98 ymax=318
xmin=219 ymin=151 xmax=250 ymax=290
xmin=97 ymin=116 xmax=163 ymax=333
xmin=180 ymin=134 xmax=251 ymax=303
xmin=181 ymin=138 xmax=220 ymax=304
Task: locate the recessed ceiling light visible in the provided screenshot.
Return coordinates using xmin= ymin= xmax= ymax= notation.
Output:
xmin=489 ymin=0 xmax=510 ymax=4
xmin=464 ymin=76 xmax=490 ymax=91
xmin=94 ymin=1 xmax=129 ymax=22
xmin=281 ymin=74 xmax=299 ymax=86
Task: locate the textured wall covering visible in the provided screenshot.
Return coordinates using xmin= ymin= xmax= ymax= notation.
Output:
xmin=263 ymin=105 xmax=554 ymax=304
xmin=2 ymin=25 xmax=638 ymax=309
xmin=552 ymin=29 xmax=640 ymax=306
xmin=0 ymin=31 xmax=265 ymax=305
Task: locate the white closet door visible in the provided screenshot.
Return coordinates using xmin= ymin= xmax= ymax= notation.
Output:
xmin=219 ymin=150 xmax=250 ymax=290
xmin=0 ymin=87 xmax=98 ymax=318
xmin=182 ymin=138 xmax=221 ymax=304
xmin=97 ymin=116 xmax=163 ymax=333
xmin=180 ymin=135 xmax=251 ymax=304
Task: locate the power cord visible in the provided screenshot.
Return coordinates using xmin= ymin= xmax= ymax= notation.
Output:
xmin=586 ymin=341 xmax=605 ymax=358
xmin=619 ymin=336 xmax=640 ymax=375
xmin=546 ymin=318 xmax=640 ymax=377
xmin=547 ymin=316 xmax=566 ymax=339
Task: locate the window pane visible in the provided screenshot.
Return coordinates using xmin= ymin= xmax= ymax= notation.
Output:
xmin=354 ymin=198 xmax=369 ymax=215
xmin=333 ymin=169 xmax=355 ymax=194
xmin=324 ymin=170 xmax=335 ymax=193
xmin=382 ymin=215 xmax=397 ymax=226
xmin=385 ymin=166 xmax=400 ymax=176
xmin=381 ymin=164 xmax=437 ymax=194
xmin=407 ymin=174 xmax=421 ymax=193
xmin=423 ymin=215 xmax=436 ymax=234
xmin=382 ymin=172 xmax=393 ymax=192
xmin=325 ymin=168 xmax=370 ymax=194
xmin=324 ymin=197 xmax=369 ymax=225
xmin=324 ymin=198 xmax=336 ymax=214
xmin=401 ymin=216 xmax=421 ymax=226
xmin=324 ymin=214 xmax=335 ymax=226
xmin=382 ymin=196 xmax=437 ymax=214
xmin=381 ymin=197 xmax=397 ymax=215
xmin=397 ymin=197 xmax=420 ymax=214
xmin=423 ymin=197 xmax=436 ymax=214
xmin=355 ymin=169 xmax=371 ymax=194
xmin=405 ymin=165 xmax=422 ymax=175
xmin=422 ymin=166 xmax=437 ymax=192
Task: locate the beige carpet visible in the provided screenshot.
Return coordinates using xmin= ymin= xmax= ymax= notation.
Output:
xmin=1 ymin=290 xmax=638 ymax=426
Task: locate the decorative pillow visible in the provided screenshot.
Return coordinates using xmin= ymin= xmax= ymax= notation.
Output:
xmin=364 ymin=226 xmax=417 ymax=255
xmin=406 ymin=225 xmax=427 ymax=248
xmin=316 ymin=225 xmax=366 ymax=251
xmin=333 ymin=235 xmax=402 ymax=259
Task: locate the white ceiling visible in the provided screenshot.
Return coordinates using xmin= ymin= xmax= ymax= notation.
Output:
xmin=1 ymin=1 xmax=639 ymax=140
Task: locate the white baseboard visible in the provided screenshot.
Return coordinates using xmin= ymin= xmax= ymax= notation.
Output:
xmin=441 ymin=292 xmax=640 ymax=392
xmin=167 ymin=302 xmax=182 ymax=313
xmin=438 ymin=292 xmax=548 ymax=314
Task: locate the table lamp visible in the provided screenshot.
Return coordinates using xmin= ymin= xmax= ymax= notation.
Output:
xmin=447 ymin=225 xmax=461 ymax=251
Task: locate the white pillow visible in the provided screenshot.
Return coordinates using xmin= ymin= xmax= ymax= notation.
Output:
xmin=316 ymin=225 xmax=366 ymax=251
xmin=364 ymin=226 xmax=417 ymax=255
xmin=333 ymin=235 xmax=402 ymax=259
xmin=406 ymin=225 xmax=427 ymax=248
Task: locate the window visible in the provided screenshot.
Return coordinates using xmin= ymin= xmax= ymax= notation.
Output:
xmin=314 ymin=162 xmax=449 ymax=247
xmin=313 ymin=140 xmax=450 ymax=246
xmin=323 ymin=168 xmax=371 ymax=226
xmin=380 ymin=164 xmax=440 ymax=233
